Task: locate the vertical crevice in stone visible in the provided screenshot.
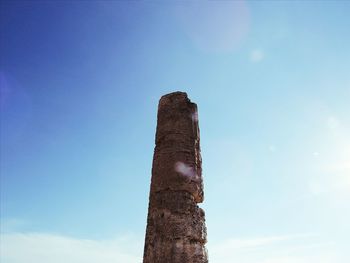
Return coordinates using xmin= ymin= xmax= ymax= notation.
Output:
xmin=143 ymin=92 xmax=208 ymax=263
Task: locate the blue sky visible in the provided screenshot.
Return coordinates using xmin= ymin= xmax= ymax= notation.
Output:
xmin=1 ymin=1 xmax=349 ymax=262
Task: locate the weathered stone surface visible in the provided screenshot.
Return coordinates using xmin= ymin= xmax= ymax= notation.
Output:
xmin=143 ymin=92 xmax=208 ymax=263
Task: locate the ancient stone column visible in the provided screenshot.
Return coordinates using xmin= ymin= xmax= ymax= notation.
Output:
xmin=143 ymin=92 xmax=208 ymax=263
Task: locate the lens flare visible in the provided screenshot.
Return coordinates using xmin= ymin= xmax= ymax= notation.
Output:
xmin=174 ymin=161 xmax=199 ymax=182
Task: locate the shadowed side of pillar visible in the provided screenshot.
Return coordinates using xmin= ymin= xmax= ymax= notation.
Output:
xmin=143 ymin=92 xmax=208 ymax=263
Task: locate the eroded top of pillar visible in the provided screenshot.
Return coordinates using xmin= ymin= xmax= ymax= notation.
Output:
xmin=151 ymin=91 xmax=203 ymax=203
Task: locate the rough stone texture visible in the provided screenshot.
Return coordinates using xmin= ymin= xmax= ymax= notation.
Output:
xmin=143 ymin=92 xmax=208 ymax=263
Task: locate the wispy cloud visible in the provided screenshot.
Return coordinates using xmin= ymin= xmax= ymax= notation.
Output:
xmin=1 ymin=231 xmax=345 ymax=263
xmin=208 ymin=234 xmax=341 ymax=263
xmin=211 ymin=234 xmax=313 ymax=252
xmin=1 ymin=232 xmax=142 ymax=263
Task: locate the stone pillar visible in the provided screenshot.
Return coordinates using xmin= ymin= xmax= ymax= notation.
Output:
xmin=143 ymin=92 xmax=208 ymax=263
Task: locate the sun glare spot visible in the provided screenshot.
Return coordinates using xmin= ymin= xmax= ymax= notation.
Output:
xmin=327 ymin=116 xmax=340 ymax=131
xmin=176 ymin=1 xmax=250 ymax=52
xmin=174 ymin=162 xmax=199 ymax=181
xmin=192 ymin=111 xmax=198 ymax=122
xmin=268 ymin=145 xmax=276 ymax=152
xmin=250 ymin=49 xmax=265 ymax=63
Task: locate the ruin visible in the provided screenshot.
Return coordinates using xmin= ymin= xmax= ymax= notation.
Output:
xmin=143 ymin=92 xmax=208 ymax=263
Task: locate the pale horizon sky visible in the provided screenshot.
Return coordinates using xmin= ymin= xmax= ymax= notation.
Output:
xmin=1 ymin=1 xmax=349 ymax=262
